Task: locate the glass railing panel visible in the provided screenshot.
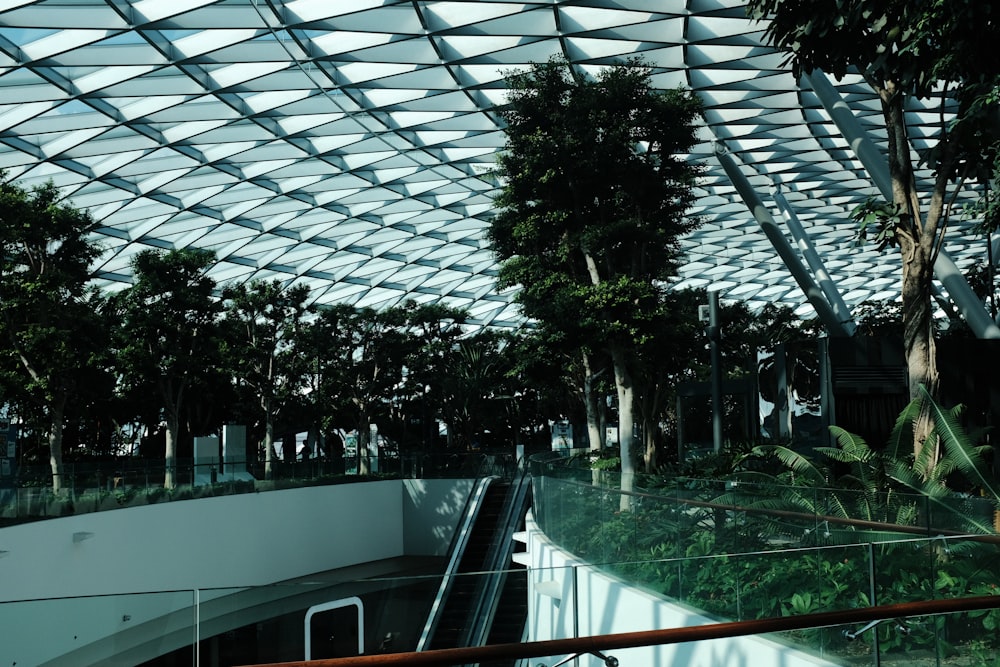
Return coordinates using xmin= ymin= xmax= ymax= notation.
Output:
xmin=2 ymin=452 xmax=509 ymax=526
xmin=573 ymin=535 xmax=1000 ymax=667
xmin=531 ymin=455 xmax=1000 ymax=564
xmin=925 ymin=494 xmax=998 ymax=535
xmin=934 ymin=606 xmax=1000 ymax=667
xmin=872 ymin=605 xmax=1000 ymax=667
xmin=363 ymin=572 xmax=448 ymax=654
xmin=735 ymin=544 xmax=871 ymax=620
xmin=1 ymin=564 xmax=996 ymax=666
xmin=0 ymin=590 xmax=196 ymax=667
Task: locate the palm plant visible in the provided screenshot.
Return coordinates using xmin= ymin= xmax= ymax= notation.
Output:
xmin=884 ymin=385 xmax=998 ymax=535
xmin=725 ymin=385 xmax=998 ymax=546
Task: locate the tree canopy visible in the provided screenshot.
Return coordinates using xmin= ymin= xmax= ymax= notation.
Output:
xmin=0 ymin=179 xmax=106 ymax=492
xmin=489 ymin=57 xmax=704 ymax=483
xmin=112 ymin=248 xmax=222 ymax=488
xmin=221 ymin=280 xmax=312 ymax=479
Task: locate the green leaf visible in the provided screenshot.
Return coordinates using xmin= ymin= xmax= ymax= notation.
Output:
xmin=918 ymin=384 xmax=998 ymax=500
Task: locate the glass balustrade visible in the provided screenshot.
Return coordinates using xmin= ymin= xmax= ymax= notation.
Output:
xmin=0 ymin=452 xmax=516 ymax=526
xmin=1 ymin=531 xmax=996 ymax=666
xmin=3 ymin=455 xmax=999 ymax=666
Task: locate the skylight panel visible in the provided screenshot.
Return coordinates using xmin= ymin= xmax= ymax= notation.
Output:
xmin=172 ymin=28 xmax=259 ymax=58
xmin=21 ymin=29 xmax=114 ymax=60
xmin=131 ymin=0 xmax=220 ymax=24
xmin=283 ymin=0 xmax=388 ymax=23
xmin=1 ymin=27 xmax=58 ymax=47
xmin=307 ymin=30 xmax=394 ymax=58
xmin=209 ymin=61 xmax=287 ymax=89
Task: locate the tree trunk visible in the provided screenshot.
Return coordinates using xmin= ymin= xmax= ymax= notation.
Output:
xmin=263 ymin=396 xmax=274 ymax=480
xmin=988 ymin=231 xmax=997 ymax=319
xmin=883 ymin=81 xmax=941 ymax=467
xmin=901 ymin=240 xmax=939 ymax=466
xmin=358 ymin=420 xmax=371 ymax=475
xmin=643 ymin=416 xmax=657 ymax=473
xmin=164 ymin=412 xmax=180 ymax=489
xmin=48 ymin=395 xmax=66 ymax=495
xmin=582 ymin=349 xmax=604 ymax=452
xmin=611 ymin=343 xmax=635 ymax=511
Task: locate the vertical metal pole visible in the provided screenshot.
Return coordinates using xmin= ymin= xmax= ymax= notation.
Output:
xmin=676 ymin=394 xmax=685 ymax=464
xmin=572 ymin=564 xmax=580 ymax=667
xmin=194 ymin=588 xmax=201 ymax=667
xmin=867 ymin=542 xmax=881 ymax=667
xmin=710 ymin=290 xmax=724 ymax=453
xmin=818 ymin=338 xmax=835 ymax=444
xmin=775 ymin=343 xmax=791 ymax=441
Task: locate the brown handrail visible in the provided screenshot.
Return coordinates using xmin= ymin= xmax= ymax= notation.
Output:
xmin=238 ymin=594 xmax=1000 ymax=667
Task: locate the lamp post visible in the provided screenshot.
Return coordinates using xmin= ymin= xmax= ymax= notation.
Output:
xmin=707 ymin=290 xmax=723 ymax=453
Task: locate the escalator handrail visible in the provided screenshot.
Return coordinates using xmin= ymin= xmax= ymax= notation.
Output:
xmin=417 ymin=475 xmax=497 ymax=652
xmin=463 ymin=463 xmax=532 ymax=650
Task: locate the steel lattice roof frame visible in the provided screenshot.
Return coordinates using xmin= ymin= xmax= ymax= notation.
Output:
xmin=0 ymin=0 xmax=992 ymax=330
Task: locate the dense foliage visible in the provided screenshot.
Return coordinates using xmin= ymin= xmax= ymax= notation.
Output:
xmin=0 ymin=187 xmax=570 ymax=489
xmin=489 ymin=57 xmax=704 ymax=482
xmin=0 ymin=178 xmax=106 ymax=492
xmin=745 ymin=0 xmax=1000 ymax=464
xmin=536 ymin=386 xmax=1000 ymax=662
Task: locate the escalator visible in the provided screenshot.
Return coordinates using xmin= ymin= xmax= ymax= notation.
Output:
xmin=482 ymin=541 xmax=528 ymax=647
xmin=418 ymin=469 xmax=531 ymax=662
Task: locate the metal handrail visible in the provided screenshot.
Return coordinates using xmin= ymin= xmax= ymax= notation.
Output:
xmin=415 ymin=476 xmax=496 ymax=652
xmin=237 ymin=593 xmax=1000 ymax=667
xmin=465 ymin=464 xmax=532 ymax=648
xmin=545 ymin=475 xmax=1000 ymax=544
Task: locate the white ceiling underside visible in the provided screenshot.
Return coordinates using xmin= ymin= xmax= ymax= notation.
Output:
xmin=0 ymin=0 xmax=989 ymax=328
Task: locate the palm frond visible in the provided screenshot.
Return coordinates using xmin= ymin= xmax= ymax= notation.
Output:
xmin=918 ymin=385 xmax=999 ymax=500
xmin=817 ymin=488 xmax=854 ymax=521
xmin=888 ymin=458 xmax=996 ymax=535
xmin=886 ymin=397 xmax=920 ymax=460
xmin=829 ymin=425 xmax=870 ymax=453
xmin=753 ymin=444 xmax=827 ymax=485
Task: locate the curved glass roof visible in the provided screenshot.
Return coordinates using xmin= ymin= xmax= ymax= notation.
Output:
xmin=0 ymin=0 xmax=988 ymax=327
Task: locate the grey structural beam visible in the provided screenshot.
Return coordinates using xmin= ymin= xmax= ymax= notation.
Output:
xmin=804 ymin=70 xmax=1000 ymax=339
xmin=772 ymin=186 xmax=858 ymax=335
xmin=713 ymin=142 xmax=852 ymax=337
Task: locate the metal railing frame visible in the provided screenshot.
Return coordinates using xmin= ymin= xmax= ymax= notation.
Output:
xmin=236 ymin=594 xmax=1000 ymax=667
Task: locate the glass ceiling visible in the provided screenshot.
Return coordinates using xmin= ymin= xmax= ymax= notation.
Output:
xmin=0 ymin=0 xmax=988 ymax=328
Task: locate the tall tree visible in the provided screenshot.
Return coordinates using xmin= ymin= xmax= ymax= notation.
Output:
xmin=510 ymin=325 xmax=610 ymax=454
xmin=745 ymin=0 xmax=1000 ymax=462
xmin=221 ymin=280 xmax=311 ymax=479
xmin=112 ymin=248 xmax=221 ymax=488
xmin=306 ymin=303 xmax=410 ymax=475
xmin=631 ymin=289 xmax=708 ymax=472
xmin=0 ymin=178 xmax=104 ymax=492
xmin=489 ymin=57 xmax=703 ymax=494
xmin=437 ymin=330 xmax=513 ymax=451
xmin=393 ymin=301 xmax=467 ymax=453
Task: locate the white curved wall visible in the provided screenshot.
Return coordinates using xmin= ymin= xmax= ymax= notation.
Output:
xmin=0 ymin=479 xmax=473 ymax=666
xmin=0 ymin=478 xmax=472 ymax=603
xmin=523 ymin=511 xmax=843 ymax=667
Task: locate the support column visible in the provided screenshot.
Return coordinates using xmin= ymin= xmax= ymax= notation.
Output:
xmin=714 ymin=142 xmax=851 ymax=337
xmin=772 ymin=187 xmax=857 ymax=335
xmin=804 ymin=70 xmax=1000 ymax=339
xmin=818 ymin=337 xmax=835 ymax=443
xmin=774 ymin=343 xmax=792 ymax=441
xmin=709 ymin=290 xmax=723 ymax=453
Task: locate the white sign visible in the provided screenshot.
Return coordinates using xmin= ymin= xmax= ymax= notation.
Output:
xmin=551 ymin=421 xmax=573 ymax=450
